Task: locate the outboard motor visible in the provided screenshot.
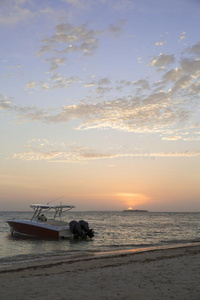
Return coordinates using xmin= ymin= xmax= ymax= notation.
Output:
xmin=69 ymin=220 xmax=83 ymax=239
xmin=79 ymin=220 xmax=94 ymax=238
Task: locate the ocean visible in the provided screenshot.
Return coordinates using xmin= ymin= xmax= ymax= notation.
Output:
xmin=0 ymin=211 xmax=200 ymax=264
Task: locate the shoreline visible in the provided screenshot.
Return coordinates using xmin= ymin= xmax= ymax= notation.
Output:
xmin=1 ymin=241 xmax=200 ymax=269
xmin=1 ymin=242 xmax=200 ymax=299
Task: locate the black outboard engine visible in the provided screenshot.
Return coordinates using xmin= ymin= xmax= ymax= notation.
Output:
xmin=79 ymin=220 xmax=94 ymax=238
xmin=69 ymin=220 xmax=83 ymax=239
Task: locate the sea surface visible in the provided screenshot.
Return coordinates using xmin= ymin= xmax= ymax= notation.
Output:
xmin=0 ymin=211 xmax=200 ymax=264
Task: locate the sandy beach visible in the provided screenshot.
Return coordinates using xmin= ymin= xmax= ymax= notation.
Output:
xmin=1 ymin=243 xmax=200 ymax=300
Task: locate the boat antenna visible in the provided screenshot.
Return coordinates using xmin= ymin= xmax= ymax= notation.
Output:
xmin=47 ymin=196 xmax=65 ymax=205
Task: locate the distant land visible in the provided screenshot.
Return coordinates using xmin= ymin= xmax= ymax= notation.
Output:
xmin=123 ymin=209 xmax=148 ymax=213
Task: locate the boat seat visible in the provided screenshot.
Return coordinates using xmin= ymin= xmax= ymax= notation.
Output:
xmin=38 ymin=214 xmax=47 ymax=222
xmin=46 ymin=219 xmax=68 ymax=226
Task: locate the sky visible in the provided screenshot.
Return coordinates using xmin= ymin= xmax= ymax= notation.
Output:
xmin=0 ymin=0 xmax=200 ymax=211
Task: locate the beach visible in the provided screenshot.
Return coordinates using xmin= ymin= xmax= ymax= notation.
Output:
xmin=1 ymin=243 xmax=200 ymax=300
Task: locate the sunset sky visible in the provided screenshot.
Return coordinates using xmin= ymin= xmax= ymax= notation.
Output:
xmin=0 ymin=0 xmax=200 ymax=211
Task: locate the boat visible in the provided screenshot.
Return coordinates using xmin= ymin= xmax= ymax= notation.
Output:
xmin=123 ymin=209 xmax=148 ymax=212
xmin=7 ymin=204 xmax=94 ymax=240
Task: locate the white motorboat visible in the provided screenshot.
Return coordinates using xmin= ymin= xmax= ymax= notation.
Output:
xmin=7 ymin=204 xmax=94 ymax=239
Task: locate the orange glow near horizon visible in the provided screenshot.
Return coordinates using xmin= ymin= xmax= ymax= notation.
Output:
xmin=115 ymin=193 xmax=150 ymax=209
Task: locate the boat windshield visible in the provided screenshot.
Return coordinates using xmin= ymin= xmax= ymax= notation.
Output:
xmin=30 ymin=204 xmax=75 ymax=221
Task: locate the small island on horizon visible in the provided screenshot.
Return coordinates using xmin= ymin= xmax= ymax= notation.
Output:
xmin=123 ymin=209 xmax=148 ymax=212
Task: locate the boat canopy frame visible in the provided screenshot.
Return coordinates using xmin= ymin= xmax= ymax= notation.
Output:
xmin=30 ymin=204 xmax=75 ymax=221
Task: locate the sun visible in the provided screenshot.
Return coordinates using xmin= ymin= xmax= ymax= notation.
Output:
xmin=128 ymin=207 xmax=133 ymax=210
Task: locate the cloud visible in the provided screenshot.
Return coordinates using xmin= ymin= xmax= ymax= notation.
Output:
xmin=25 ymin=75 xmax=131 ymax=94
xmin=155 ymin=41 xmax=166 ymax=46
xmin=37 ymin=21 xmax=123 ymax=72
xmin=12 ymin=141 xmax=116 ymax=162
xmin=0 ymin=99 xmax=12 ymax=110
xmin=178 ymin=32 xmax=186 ymax=43
xmin=186 ymin=42 xmax=200 ymax=55
xmin=162 ymin=135 xmax=183 ymax=141
xmin=44 ymin=57 xmax=67 ymax=73
xmin=25 ymin=75 xmax=82 ymax=91
xmin=1 ymin=70 xmax=199 ymax=137
xmin=151 ymin=54 xmax=175 ymax=68
xmin=0 ymin=96 xmax=48 ymax=122
xmin=133 ymin=79 xmax=150 ymax=90
xmin=26 ymin=81 xmax=36 ymax=89
xmin=98 ymin=78 xmax=111 ymax=85
xmin=0 ymin=0 xmax=76 ymax=26
xmin=1 ymin=40 xmax=200 ymax=141
xmin=152 ymin=151 xmax=200 ymax=157
xmin=12 ymin=140 xmax=200 ymax=162
xmin=163 ymin=135 xmax=200 ymax=141
xmin=84 ymin=77 xmax=112 ymax=94
xmin=84 ymin=81 xmax=96 ymax=88
xmin=180 ymin=57 xmax=200 ymax=74
xmin=0 ymin=0 xmax=32 ymax=25
xmin=108 ymin=20 xmax=125 ymax=37
xmin=38 ymin=23 xmax=101 ymax=57
xmin=61 ymin=0 xmax=93 ymax=9
xmin=62 ymin=0 xmax=133 ymax=11
xmin=162 ymin=57 xmax=200 ymax=95
xmin=162 ymin=68 xmax=184 ymax=82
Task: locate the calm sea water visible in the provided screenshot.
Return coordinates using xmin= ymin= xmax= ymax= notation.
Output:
xmin=0 ymin=211 xmax=200 ymax=263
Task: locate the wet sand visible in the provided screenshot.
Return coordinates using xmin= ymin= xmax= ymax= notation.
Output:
xmin=1 ymin=243 xmax=200 ymax=300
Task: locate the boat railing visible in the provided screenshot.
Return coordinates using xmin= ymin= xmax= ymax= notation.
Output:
xmin=30 ymin=204 xmax=75 ymax=221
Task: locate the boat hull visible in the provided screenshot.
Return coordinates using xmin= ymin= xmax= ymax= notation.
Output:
xmin=7 ymin=220 xmax=72 ymax=239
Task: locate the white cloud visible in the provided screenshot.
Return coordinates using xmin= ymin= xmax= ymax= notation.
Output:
xmin=1 ymin=41 xmax=200 ymax=142
xmin=84 ymin=82 xmax=96 ymax=88
xmin=12 ymin=140 xmax=200 ymax=162
xmin=152 ymin=151 xmax=200 ymax=157
xmin=1 ymin=70 xmax=199 ymax=138
xmin=163 ymin=135 xmax=200 ymax=141
xmin=38 ymin=23 xmax=101 ymax=58
xmin=162 ymin=135 xmax=182 ymax=141
xmin=83 ymin=77 xmax=112 ymax=93
xmin=37 ymin=21 xmax=123 ymax=72
xmin=25 ymin=81 xmax=36 ymax=89
xmin=24 ymin=75 xmax=82 ymax=91
xmin=44 ymin=57 xmax=67 ymax=73
xmin=178 ymin=32 xmax=186 ymax=43
xmin=155 ymin=41 xmax=166 ymax=46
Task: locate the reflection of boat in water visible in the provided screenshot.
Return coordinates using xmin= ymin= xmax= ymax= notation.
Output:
xmin=123 ymin=209 xmax=148 ymax=212
xmin=7 ymin=204 xmax=94 ymax=240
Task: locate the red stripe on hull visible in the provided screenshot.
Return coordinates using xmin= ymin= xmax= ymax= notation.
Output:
xmin=7 ymin=221 xmax=59 ymax=239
